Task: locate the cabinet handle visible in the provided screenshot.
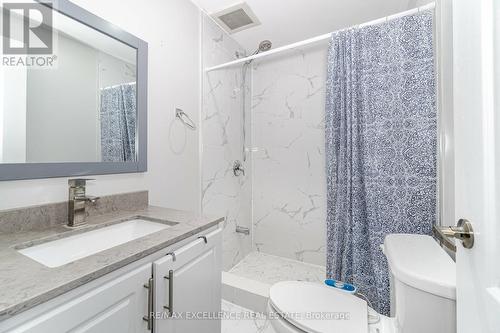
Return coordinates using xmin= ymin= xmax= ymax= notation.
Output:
xmin=166 ymin=251 xmax=176 ymax=261
xmin=143 ymin=278 xmax=154 ymax=331
xmin=198 ymin=236 xmax=208 ymax=244
xmin=163 ymin=270 xmax=174 ymax=316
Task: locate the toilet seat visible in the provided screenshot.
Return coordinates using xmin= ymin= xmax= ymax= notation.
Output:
xmin=268 ymin=281 xmax=369 ymax=333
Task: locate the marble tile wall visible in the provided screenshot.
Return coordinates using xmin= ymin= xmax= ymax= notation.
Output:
xmin=251 ymin=45 xmax=327 ymax=266
xmin=202 ymin=15 xmax=327 ymax=269
xmin=201 ymin=15 xmax=252 ymax=270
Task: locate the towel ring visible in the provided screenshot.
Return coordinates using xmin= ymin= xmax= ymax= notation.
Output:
xmin=176 ymin=108 xmax=197 ymax=130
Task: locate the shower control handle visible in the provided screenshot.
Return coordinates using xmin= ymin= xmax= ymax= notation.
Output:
xmin=236 ymin=226 xmax=250 ymax=235
xmin=233 ymin=160 xmax=245 ymax=177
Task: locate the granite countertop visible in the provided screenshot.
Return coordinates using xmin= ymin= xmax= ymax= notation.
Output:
xmin=0 ymin=205 xmax=223 ymax=321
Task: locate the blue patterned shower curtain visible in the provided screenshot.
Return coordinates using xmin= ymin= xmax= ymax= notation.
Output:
xmin=325 ymin=11 xmax=437 ymax=315
xmin=100 ymin=83 xmax=137 ymax=162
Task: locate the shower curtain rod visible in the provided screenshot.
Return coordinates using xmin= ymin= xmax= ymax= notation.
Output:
xmin=205 ymin=2 xmax=435 ymax=72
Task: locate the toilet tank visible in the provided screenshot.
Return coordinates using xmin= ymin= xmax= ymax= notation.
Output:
xmin=384 ymin=234 xmax=456 ymax=333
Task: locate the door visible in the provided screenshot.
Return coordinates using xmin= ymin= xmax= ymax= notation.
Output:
xmin=153 ymin=229 xmax=222 ymax=333
xmin=3 ymin=263 xmax=152 ymax=333
xmin=453 ymin=0 xmax=500 ymax=332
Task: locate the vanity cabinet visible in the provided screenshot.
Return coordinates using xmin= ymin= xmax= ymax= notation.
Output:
xmin=2 ymin=263 xmax=152 ymax=333
xmin=153 ymin=228 xmax=222 ymax=333
xmin=0 ymin=228 xmax=222 ymax=333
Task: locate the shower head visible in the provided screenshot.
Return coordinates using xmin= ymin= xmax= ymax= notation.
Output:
xmin=252 ymin=40 xmax=272 ymax=55
xmin=258 ymin=40 xmax=272 ymax=52
xmin=243 ymin=40 xmax=273 ymax=66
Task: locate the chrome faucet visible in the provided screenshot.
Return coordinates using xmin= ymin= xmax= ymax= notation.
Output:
xmin=68 ymin=179 xmax=100 ymax=227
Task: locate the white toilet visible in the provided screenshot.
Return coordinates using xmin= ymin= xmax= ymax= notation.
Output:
xmin=268 ymin=234 xmax=456 ymax=333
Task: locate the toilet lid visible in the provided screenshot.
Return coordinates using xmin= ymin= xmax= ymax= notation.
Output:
xmin=269 ymin=281 xmax=368 ymax=333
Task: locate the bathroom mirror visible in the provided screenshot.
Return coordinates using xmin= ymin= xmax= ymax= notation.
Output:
xmin=0 ymin=0 xmax=147 ymax=180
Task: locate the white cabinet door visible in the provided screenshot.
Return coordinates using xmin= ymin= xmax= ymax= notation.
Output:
xmin=453 ymin=0 xmax=500 ymax=332
xmin=4 ymin=263 xmax=152 ymax=333
xmin=153 ymin=228 xmax=222 ymax=333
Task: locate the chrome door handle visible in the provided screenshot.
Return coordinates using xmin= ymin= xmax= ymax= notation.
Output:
xmin=163 ymin=270 xmax=174 ymax=317
xmin=143 ymin=278 xmax=154 ymax=331
xmin=433 ymin=218 xmax=475 ymax=251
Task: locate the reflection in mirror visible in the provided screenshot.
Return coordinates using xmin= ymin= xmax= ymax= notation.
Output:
xmin=0 ymin=6 xmax=137 ymax=164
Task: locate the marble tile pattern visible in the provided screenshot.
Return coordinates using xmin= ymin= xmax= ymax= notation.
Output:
xmin=202 ymin=14 xmax=253 ymax=270
xmin=0 ymin=205 xmax=223 ymax=321
xmin=222 ymin=300 xmax=276 ymax=333
xmin=0 ymin=191 xmax=148 ymax=233
xmin=229 ymin=252 xmax=326 ymax=285
xmin=251 ymin=45 xmax=328 ymax=266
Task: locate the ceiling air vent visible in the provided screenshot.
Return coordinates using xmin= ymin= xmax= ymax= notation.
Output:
xmin=211 ymin=2 xmax=261 ymax=34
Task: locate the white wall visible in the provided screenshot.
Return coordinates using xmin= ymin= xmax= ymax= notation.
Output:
xmin=192 ymin=0 xmax=435 ymax=52
xmin=0 ymin=65 xmax=2 ymax=163
xmin=26 ymin=34 xmax=100 ymax=163
xmin=1 ymin=13 xmax=27 ymax=164
xmin=1 ymin=66 xmax=27 ymax=163
xmin=436 ymin=0 xmax=454 ymax=227
xmin=98 ymin=52 xmax=136 ymax=89
xmin=0 ymin=0 xmax=202 ymax=212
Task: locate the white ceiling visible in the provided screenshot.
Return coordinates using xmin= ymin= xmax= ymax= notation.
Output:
xmin=192 ymin=0 xmax=433 ymax=52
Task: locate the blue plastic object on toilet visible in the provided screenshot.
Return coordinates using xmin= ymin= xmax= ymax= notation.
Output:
xmin=324 ymin=279 xmax=357 ymax=294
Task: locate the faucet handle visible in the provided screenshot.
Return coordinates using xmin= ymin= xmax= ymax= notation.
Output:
xmin=73 ymin=195 xmax=100 ymax=203
xmin=68 ymin=178 xmax=95 ymax=187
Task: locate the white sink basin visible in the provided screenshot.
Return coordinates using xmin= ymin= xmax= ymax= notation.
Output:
xmin=18 ymin=219 xmax=171 ymax=268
